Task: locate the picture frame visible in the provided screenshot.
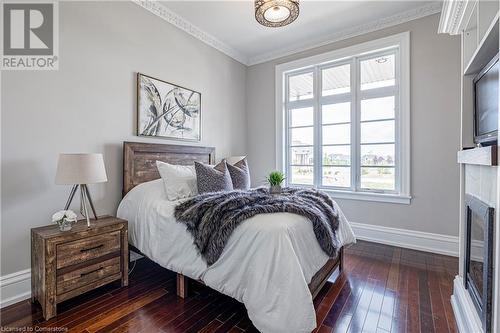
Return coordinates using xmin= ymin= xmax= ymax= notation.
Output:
xmin=137 ymin=73 xmax=201 ymax=141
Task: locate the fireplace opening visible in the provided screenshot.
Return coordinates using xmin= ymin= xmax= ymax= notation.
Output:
xmin=465 ymin=194 xmax=494 ymax=333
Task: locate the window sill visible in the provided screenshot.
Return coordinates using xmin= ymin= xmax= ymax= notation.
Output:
xmin=324 ymin=189 xmax=412 ymax=204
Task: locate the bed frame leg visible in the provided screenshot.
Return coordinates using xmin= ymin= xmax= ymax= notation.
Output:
xmin=177 ymin=273 xmax=189 ymax=298
xmin=339 ymin=247 xmax=344 ymax=273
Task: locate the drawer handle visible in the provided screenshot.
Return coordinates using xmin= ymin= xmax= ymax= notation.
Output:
xmin=80 ymin=244 xmax=104 ymax=252
xmin=80 ymin=267 xmax=103 ymax=277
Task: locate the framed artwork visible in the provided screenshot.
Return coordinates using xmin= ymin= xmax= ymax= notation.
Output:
xmin=137 ymin=73 xmax=201 ymax=141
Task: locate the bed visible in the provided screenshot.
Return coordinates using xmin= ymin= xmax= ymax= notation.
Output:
xmin=117 ymin=141 xmax=355 ymax=333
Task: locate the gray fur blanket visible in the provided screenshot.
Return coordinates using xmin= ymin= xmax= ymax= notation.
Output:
xmin=174 ymin=187 xmax=341 ymax=265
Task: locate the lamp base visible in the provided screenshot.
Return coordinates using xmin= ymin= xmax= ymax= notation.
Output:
xmin=64 ymin=184 xmax=98 ymax=225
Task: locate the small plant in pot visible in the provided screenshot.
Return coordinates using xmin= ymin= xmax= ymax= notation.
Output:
xmin=266 ymin=171 xmax=285 ymax=194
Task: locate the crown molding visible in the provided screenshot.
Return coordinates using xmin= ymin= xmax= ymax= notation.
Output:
xmin=247 ymin=2 xmax=442 ymax=66
xmin=132 ymin=0 xmax=249 ymax=65
xmin=438 ymin=0 xmax=475 ymax=35
xmin=133 ymin=1 xmax=442 ymax=67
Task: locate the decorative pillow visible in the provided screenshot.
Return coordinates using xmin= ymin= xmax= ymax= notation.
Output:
xmin=226 ymin=157 xmax=251 ymax=190
xmin=156 ymin=161 xmax=197 ymax=201
xmin=194 ymin=160 xmax=234 ymax=194
xmin=225 ymin=156 xmax=247 ymax=165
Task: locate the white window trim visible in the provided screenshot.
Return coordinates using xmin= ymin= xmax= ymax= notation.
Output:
xmin=275 ymin=32 xmax=411 ymax=204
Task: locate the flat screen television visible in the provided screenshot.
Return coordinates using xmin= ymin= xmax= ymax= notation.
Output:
xmin=473 ymin=53 xmax=499 ymax=146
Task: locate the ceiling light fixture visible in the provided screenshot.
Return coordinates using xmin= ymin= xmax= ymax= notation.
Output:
xmin=255 ymin=0 xmax=299 ymax=28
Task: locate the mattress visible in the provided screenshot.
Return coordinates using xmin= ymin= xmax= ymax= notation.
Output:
xmin=117 ymin=179 xmax=356 ymax=333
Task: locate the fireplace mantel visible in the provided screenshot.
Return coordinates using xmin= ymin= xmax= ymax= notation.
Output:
xmin=458 ymin=145 xmax=498 ymax=166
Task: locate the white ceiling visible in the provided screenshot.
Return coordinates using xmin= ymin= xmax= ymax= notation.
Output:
xmin=156 ymin=1 xmax=442 ymax=65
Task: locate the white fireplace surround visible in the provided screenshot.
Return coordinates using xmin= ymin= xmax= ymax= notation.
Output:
xmin=440 ymin=0 xmax=499 ymax=331
xmin=452 ymin=276 xmax=483 ymax=333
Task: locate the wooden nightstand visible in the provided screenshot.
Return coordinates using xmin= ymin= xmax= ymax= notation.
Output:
xmin=31 ymin=216 xmax=128 ymax=320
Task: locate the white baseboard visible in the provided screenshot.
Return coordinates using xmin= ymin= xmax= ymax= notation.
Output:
xmin=130 ymin=250 xmax=144 ymax=262
xmin=0 ymin=252 xmax=145 ymax=309
xmin=0 ymin=222 xmax=461 ymax=308
xmin=350 ymin=221 xmax=459 ymax=256
xmin=451 ymin=276 xmax=483 ymax=333
xmin=0 ymin=269 xmax=31 ymax=308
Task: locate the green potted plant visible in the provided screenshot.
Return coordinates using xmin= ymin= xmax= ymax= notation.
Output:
xmin=266 ymin=171 xmax=286 ymax=194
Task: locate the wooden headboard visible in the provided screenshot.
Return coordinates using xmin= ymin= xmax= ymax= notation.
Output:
xmin=123 ymin=142 xmax=215 ymax=196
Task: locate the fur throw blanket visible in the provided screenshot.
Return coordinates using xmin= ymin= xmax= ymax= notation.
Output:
xmin=174 ymin=187 xmax=341 ymax=265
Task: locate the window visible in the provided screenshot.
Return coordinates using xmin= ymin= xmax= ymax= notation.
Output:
xmin=276 ymin=33 xmax=410 ymax=204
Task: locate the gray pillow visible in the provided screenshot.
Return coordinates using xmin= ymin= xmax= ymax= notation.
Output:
xmin=226 ymin=158 xmax=251 ymax=190
xmin=194 ymin=161 xmax=234 ymax=194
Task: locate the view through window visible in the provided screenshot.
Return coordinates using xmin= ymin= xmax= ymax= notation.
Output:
xmin=285 ymin=48 xmax=401 ymax=194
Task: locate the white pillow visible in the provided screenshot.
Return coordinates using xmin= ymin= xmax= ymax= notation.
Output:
xmin=156 ymin=161 xmax=198 ymax=201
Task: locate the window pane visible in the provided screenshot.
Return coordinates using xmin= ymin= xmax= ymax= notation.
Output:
xmin=322 ymin=64 xmax=350 ymax=96
xmin=291 ymin=146 xmax=314 ymax=165
xmin=289 ymin=72 xmax=313 ymax=101
xmin=322 ymin=124 xmax=350 ymax=144
xmin=322 ymin=166 xmax=350 ymax=187
xmin=290 ymin=107 xmax=313 ymax=127
xmin=361 ymin=96 xmax=395 ymax=121
xmin=322 ymin=102 xmax=350 ymax=124
xmin=361 ymin=167 xmax=395 ymax=190
xmin=291 ymin=127 xmax=313 ymax=146
xmin=290 ymin=166 xmax=313 ymax=185
xmin=361 ymin=144 xmax=395 ymax=166
xmin=323 ymin=145 xmax=350 ymax=166
xmin=361 ymin=54 xmax=395 ymax=90
xmin=360 ymin=120 xmax=395 ymax=143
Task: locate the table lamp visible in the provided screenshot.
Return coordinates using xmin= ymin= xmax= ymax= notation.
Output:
xmin=55 ymin=153 xmax=108 ymax=227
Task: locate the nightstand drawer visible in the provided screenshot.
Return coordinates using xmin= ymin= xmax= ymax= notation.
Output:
xmin=56 ymin=256 xmax=121 ymax=295
xmin=56 ymin=231 xmax=121 ymax=269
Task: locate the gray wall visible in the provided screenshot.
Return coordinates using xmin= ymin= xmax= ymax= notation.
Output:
xmin=246 ymin=14 xmax=461 ymax=237
xmin=1 ymin=1 xmax=247 ymax=275
xmin=1 ymin=7 xmax=461 ymax=276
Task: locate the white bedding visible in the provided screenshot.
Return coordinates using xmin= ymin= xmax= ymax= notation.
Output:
xmin=117 ymin=179 xmax=356 ymax=333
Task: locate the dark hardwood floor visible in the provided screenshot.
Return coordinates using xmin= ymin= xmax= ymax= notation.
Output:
xmin=0 ymin=240 xmax=458 ymax=333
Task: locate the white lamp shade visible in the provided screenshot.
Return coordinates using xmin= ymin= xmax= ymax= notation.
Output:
xmin=55 ymin=153 xmax=108 ymax=185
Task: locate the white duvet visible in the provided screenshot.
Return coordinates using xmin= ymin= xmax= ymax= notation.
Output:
xmin=117 ymin=180 xmax=356 ymax=333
